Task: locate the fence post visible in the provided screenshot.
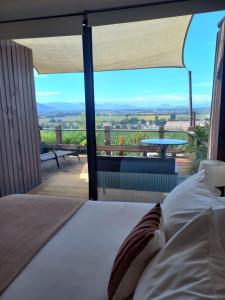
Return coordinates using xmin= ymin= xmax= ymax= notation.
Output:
xmin=193 ymin=111 xmax=196 ymax=128
xmin=38 ymin=125 xmax=42 ymax=142
xmin=55 ymin=125 xmax=62 ymax=145
xmin=104 ymin=126 xmax=111 ymax=155
xmin=159 ymin=126 xmax=164 ymax=139
xmin=187 ymin=130 xmax=194 ymax=145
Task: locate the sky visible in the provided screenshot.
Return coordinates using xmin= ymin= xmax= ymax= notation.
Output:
xmin=34 ymin=10 xmax=225 ymax=108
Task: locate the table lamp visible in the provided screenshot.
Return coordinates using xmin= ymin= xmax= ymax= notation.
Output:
xmin=199 ymin=159 xmax=225 ymax=196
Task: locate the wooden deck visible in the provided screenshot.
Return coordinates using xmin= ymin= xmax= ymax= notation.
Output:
xmin=30 ymin=155 xmax=192 ymax=202
xmin=30 ymin=155 xmax=89 ymax=200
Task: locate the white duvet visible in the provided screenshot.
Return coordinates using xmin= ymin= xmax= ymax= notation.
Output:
xmin=1 ymin=201 xmax=153 ymax=300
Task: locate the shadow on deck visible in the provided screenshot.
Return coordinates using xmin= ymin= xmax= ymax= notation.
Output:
xmin=30 ymin=155 xmax=192 ymax=202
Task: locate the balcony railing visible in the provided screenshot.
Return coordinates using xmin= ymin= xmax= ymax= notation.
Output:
xmin=40 ymin=125 xmax=196 ymax=157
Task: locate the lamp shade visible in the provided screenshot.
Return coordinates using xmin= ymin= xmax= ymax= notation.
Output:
xmin=199 ymin=160 xmax=225 ymax=188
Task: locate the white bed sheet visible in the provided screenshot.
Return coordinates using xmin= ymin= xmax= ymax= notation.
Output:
xmin=1 ymin=200 xmax=153 ymax=300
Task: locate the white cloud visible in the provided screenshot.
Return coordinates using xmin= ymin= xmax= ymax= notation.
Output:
xmin=36 ymin=91 xmax=61 ymax=97
xmin=131 ymin=92 xmax=211 ymax=105
xmin=132 ymin=93 xmax=187 ymax=103
xmin=192 ymin=94 xmax=211 ymax=103
xmin=96 ymin=93 xmax=211 ymax=107
xmin=194 ymin=81 xmax=212 ymax=87
xmin=95 ymin=92 xmax=212 ymax=107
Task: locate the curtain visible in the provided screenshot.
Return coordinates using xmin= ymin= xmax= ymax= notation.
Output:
xmin=208 ymin=18 xmax=225 ymax=159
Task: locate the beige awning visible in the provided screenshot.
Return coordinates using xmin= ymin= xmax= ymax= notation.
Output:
xmin=15 ymin=15 xmax=192 ymax=74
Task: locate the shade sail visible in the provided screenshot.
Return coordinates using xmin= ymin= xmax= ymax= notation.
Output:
xmin=15 ymin=15 xmax=192 ymax=74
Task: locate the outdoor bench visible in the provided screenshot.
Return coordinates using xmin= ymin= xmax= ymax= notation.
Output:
xmin=97 ymin=156 xmax=178 ymax=194
xmin=40 ymin=150 xmax=80 ymax=168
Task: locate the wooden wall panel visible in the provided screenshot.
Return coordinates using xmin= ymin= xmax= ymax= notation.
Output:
xmin=0 ymin=40 xmax=41 ymax=197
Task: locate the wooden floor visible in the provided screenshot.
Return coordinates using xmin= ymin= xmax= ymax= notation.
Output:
xmin=30 ymin=155 xmax=192 ymax=202
xmin=30 ymin=155 xmax=89 ymax=200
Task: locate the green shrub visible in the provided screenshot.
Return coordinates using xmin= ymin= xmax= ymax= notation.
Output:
xmin=40 ymin=131 xmax=56 ymax=143
xmin=194 ymin=124 xmax=209 ymax=142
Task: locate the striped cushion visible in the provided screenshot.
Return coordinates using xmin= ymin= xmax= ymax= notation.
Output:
xmin=108 ymin=204 xmax=165 ymax=300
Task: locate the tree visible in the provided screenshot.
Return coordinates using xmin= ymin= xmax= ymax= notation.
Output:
xmin=170 ymin=113 xmax=176 ymax=120
xmin=155 ymin=119 xmax=167 ymax=126
xmin=120 ymin=118 xmax=129 ymax=125
xmin=129 ymin=117 xmax=138 ymax=125
xmin=96 ymin=124 xmax=102 ymax=129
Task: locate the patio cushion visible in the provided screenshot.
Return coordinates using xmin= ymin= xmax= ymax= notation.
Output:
xmin=97 ymin=156 xmax=176 ymax=174
xmin=97 ymin=156 xmax=178 ymax=193
xmin=120 ymin=157 xmax=175 ymax=174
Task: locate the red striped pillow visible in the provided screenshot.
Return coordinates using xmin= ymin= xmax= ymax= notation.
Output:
xmin=108 ymin=204 xmax=164 ymax=300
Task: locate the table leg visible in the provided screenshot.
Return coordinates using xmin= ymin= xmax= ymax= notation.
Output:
xmin=160 ymin=145 xmax=168 ymax=159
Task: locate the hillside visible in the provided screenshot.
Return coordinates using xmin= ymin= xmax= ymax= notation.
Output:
xmin=36 ymin=102 xmax=210 ymax=116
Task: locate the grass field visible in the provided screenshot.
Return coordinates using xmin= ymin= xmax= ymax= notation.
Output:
xmin=39 ymin=113 xmax=209 ymax=123
xmin=40 ymin=129 xmax=188 ymax=146
xmin=39 ymin=114 xmax=171 ymax=123
xmin=39 ymin=112 xmax=207 ymax=150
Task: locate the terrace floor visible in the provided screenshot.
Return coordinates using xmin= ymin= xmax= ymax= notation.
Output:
xmin=30 ymin=155 xmax=192 ymax=202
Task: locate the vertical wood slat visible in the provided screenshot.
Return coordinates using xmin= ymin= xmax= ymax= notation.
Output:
xmin=0 ymin=43 xmax=10 ymax=196
xmin=11 ymin=42 xmax=26 ymax=193
xmin=1 ymin=40 xmax=20 ymax=193
xmin=16 ymin=43 xmax=30 ymax=191
xmin=20 ymin=45 xmax=34 ymax=190
xmin=0 ymin=40 xmax=41 ymax=197
xmin=23 ymin=46 xmax=36 ymax=188
xmin=25 ymin=50 xmax=41 ymax=187
xmin=6 ymin=40 xmax=23 ymax=193
xmin=0 ymin=41 xmax=15 ymax=194
xmin=0 ymin=47 xmax=8 ymax=196
xmin=28 ymin=51 xmax=41 ymax=185
xmin=0 ymin=142 xmax=6 ymax=197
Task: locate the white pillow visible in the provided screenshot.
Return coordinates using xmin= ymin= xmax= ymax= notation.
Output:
xmin=162 ymin=169 xmax=223 ymax=240
xmin=107 ymin=204 xmax=165 ymax=300
xmin=133 ymin=208 xmax=225 ymax=300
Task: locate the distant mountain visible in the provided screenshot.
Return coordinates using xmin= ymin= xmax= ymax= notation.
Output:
xmin=96 ymin=103 xmax=138 ymax=111
xmin=37 ymin=102 xmax=85 ymax=115
xmin=37 ymin=103 xmax=57 ymax=114
xmin=36 ymin=101 xmax=211 ymax=116
xmin=36 ymin=102 xmax=138 ymax=115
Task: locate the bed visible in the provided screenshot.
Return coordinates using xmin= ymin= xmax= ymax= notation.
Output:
xmin=0 ymin=196 xmax=153 ymax=300
xmin=1 ymin=170 xmax=225 ymax=300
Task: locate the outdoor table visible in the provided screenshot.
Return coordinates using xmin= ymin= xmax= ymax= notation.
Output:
xmin=141 ymin=138 xmax=187 ymax=158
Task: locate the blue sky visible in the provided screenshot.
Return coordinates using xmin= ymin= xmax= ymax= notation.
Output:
xmin=34 ymin=10 xmax=225 ymax=108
